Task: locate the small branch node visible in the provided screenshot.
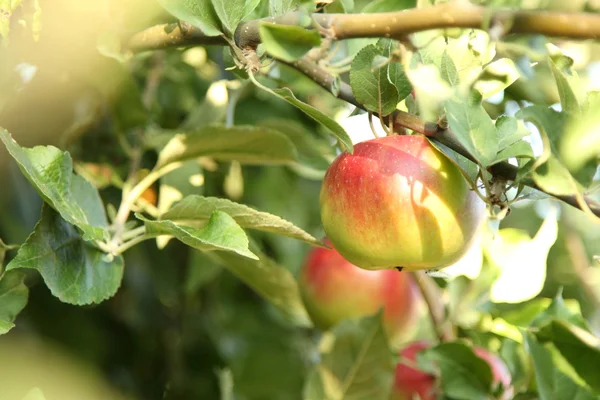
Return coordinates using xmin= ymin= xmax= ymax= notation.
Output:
xmin=436 ymin=116 xmax=448 ymax=131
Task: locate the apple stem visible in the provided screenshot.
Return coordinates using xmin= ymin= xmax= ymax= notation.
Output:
xmin=378 ymin=112 xmax=391 ymax=136
xmin=411 ymin=271 xmax=455 ymax=342
xmin=367 ymin=112 xmax=380 ymax=139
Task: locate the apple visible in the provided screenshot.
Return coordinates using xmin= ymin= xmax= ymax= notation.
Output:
xmin=320 ymin=134 xmax=486 ymax=271
xmin=392 ymin=341 xmax=512 ymax=400
xmin=299 ymin=241 xmax=420 ymax=345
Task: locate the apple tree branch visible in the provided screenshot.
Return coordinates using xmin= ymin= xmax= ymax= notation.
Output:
xmin=125 ymin=4 xmax=600 ymax=217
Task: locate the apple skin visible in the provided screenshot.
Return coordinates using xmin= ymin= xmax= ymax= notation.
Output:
xmin=299 ymin=241 xmax=420 ymax=345
xmin=392 ymin=341 xmax=512 ymax=400
xmin=320 ymin=134 xmax=486 ymax=271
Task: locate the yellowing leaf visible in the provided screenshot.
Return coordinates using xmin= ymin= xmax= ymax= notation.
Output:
xmin=485 ymin=206 xmax=558 ymax=303
xmin=442 ymin=236 xmax=483 ymax=280
xmin=475 ymin=58 xmax=520 ymax=100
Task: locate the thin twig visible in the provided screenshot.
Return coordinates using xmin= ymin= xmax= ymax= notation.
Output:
xmin=109 ymin=162 xmax=182 ymax=251
xmin=142 ymin=52 xmax=165 ymax=109
xmin=412 ymin=271 xmax=455 ymax=342
xmin=282 ymin=57 xmax=600 ymax=218
xmin=114 ymin=233 xmax=155 ymax=255
xmin=120 ymin=226 xmax=147 ymax=242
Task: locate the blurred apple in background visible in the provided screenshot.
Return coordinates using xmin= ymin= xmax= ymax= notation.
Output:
xmin=299 ymin=240 xmax=422 ymax=346
xmin=392 ymin=341 xmax=512 ymax=400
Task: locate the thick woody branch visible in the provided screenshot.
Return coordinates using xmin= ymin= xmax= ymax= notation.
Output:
xmin=237 ymin=4 xmax=600 ymax=48
xmin=127 ymin=4 xmax=600 ymax=52
xmin=286 ymin=57 xmax=600 ymax=217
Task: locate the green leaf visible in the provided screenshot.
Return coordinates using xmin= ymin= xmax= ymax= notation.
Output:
xmin=420 ymin=342 xmax=494 ymax=399
xmin=6 ymin=205 xmax=123 ymax=305
xmin=377 ymin=39 xmax=412 ymax=101
xmin=0 ymin=320 xmax=13 ymax=334
xmin=258 ymin=119 xmax=334 ymax=171
xmin=203 ymin=242 xmax=312 ymax=326
xmin=0 ymin=270 xmax=28 ymax=335
xmin=536 ymin=320 xmax=600 ymax=392
xmin=259 ymin=23 xmax=321 ymax=62
xmin=549 ymin=58 xmax=580 ymax=116
xmin=138 ymin=210 xmax=258 ymax=260
xmin=267 ymin=87 xmax=353 ymax=152
xmin=492 ymin=116 xmax=534 ymax=165
xmin=531 ymin=292 xmax=589 ymax=331
xmin=490 ymin=298 xmax=553 ymax=327
xmin=555 ymin=373 xmax=599 ymax=400
xmin=269 ymin=0 xmax=297 ymax=16
xmin=532 ymin=156 xmax=583 ymax=197
xmin=304 ymin=314 xmax=394 ymax=400
xmin=525 ymin=333 xmax=560 ymax=400
xmin=0 ymin=129 xmax=108 ymax=242
xmin=156 ymin=125 xmax=298 ymax=168
xmin=474 ymin=58 xmax=519 ymax=100
xmin=157 ymin=0 xmax=221 ymax=36
xmin=444 ymin=91 xmax=498 ymax=167
xmin=160 ymin=195 xmax=322 ymax=246
xmin=350 ymin=44 xmax=399 ymax=116
xmin=493 ymin=141 xmax=534 ymax=165
xmin=517 ymin=105 xmax=566 ymax=145
xmin=361 ymin=0 xmax=415 ymax=12
xmin=441 ymin=50 xmax=460 ymax=86
xmin=560 ymin=91 xmax=600 ymax=176
xmin=244 ymin=0 xmax=261 ymax=18
xmin=304 ymin=365 xmax=343 ymax=400
xmin=325 ymin=0 xmax=354 ymax=13
xmin=496 ymin=116 xmax=530 ymax=151
xmin=516 ymin=106 xmax=594 ymax=216
xmin=211 ymin=0 xmax=245 ymax=34
xmin=525 ymin=333 xmax=598 ymax=400
xmin=500 ymin=338 xmax=530 ymax=388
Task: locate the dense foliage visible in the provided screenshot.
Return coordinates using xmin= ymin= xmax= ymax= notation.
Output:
xmin=1 ymin=0 xmax=600 ymax=399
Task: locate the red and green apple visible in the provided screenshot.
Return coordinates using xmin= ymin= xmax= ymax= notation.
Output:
xmin=320 ymin=134 xmax=486 ymax=271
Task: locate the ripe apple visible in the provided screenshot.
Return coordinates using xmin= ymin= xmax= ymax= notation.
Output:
xmin=299 ymin=241 xmax=420 ymax=345
xmin=320 ymin=134 xmax=486 ymax=271
xmin=392 ymin=341 xmax=512 ymax=400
